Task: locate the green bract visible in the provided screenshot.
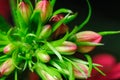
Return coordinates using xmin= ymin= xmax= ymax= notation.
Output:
xmin=0 ymin=0 xmax=119 ymax=80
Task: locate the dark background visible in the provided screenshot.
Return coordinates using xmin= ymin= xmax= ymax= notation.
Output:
xmin=55 ymin=0 xmax=120 ymax=61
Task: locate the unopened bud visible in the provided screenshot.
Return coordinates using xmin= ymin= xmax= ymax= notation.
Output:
xmin=3 ymin=43 xmax=15 ymax=54
xmin=18 ymin=1 xmax=32 ymax=22
xmin=50 ymin=14 xmax=69 ymax=39
xmin=36 ymin=50 xmax=50 ymax=63
xmin=73 ymin=63 xmax=89 ymax=79
xmin=39 ymin=25 xmax=52 ymax=39
xmin=75 ymin=31 xmax=102 ymax=53
xmin=55 ymin=41 xmax=77 ymax=55
xmin=35 ymin=0 xmax=52 ymax=22
xmin=0 ymin=58 xmax=15 ymax=77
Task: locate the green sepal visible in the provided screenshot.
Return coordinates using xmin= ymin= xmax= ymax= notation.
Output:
xmin=99 ymin=31 xmax=120 ymax=36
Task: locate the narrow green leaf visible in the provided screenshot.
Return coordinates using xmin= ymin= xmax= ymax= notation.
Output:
xmin=99 ymin=31 xmax=120 ymax=36
xmin=68 ymin=26 xmax=78 ymax=39
xmin=93 ymin=66 xmax=106 ymax=76
xmin=51 ymin=32 xmax=68 ymax=47
xmin=50 ymin=0 xmax=56 ymax=8
xmin=46 ymin=42 xmax=63 ymax=61
xmin=53 ymin=8 xmax=72 ymax=16
xmin=15 ymin=70 xmax=18 ymax=80
xmin=76 ymin=0 xmax=92 ymax=32
xmin=30 ymin=10 xmax=42 ymax=35
xmin=68 ymin=63 xmax=75 ymax=80
xmin=85 ymin=54 xmax=92 ymax=77
xmin=76 ymin=42 xmax=104 ymax=46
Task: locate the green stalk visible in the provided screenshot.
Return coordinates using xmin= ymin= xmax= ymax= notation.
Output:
xmin=76 ymin=0 xmax=92 ymax=32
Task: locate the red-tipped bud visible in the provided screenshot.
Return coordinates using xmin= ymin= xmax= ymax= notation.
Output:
xmin=3 ymin=43 xmax=15 ymax=54
xmin=55 ymin=41 xmax=77 ymax=55
xmin=36 ymin=50 xmax=50 ymax=63
xmin=0 ymin=58 xmax=15 ymax=77
xmin=73 ymin=63 xmax=89 ymax=79
xmin=50 ymin=14 xmax=69 ymax=39
xmin=18 ymin=1 xmax=32 ymax=22
xmin=35 ymin=0 xmax=52 ymax=22
xmin=75 ymin=31 xmax=102 ymax=53
xmin=39 ymin=25 xmax=52 ymax=39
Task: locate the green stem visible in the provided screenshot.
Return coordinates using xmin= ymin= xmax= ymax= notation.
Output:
xmin=76 ymin=0 xmax=92 ymax=32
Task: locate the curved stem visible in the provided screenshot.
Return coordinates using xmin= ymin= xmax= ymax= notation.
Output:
xmin=77 ymin=0 xmax=92 ymax=32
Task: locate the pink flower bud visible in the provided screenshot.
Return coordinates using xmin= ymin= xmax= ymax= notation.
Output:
xmin=36 ymin=50 xmax=50 ymax=63
xmin=39 ymin=24 xmax=52 ymax=39
xmin=18 ymin=1 xmax=32 ymax=22
xmin=55 ymin=41 xmax=77 ymax=55
xmin=35 ymin=0 xmax=52 ymax=22
xmin=73 ymin=63 xmax=89 ymax=79
xmin=0 ymin=58 xmax=15 ymax=77
xmin=75 ymin=31 xmax=102 ymax=53
xmin=50 ymin=14 xmax=69 ymax=39
xmin=3 ymin=43 xmax=15 ymax=54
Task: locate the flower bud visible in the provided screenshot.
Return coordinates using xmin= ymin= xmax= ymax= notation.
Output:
xmin=55 ymin=41 xmax=77 ymax=55
xmin=0 ymin=58 xmax=15 ymax=77
xmin=50 ymin=14 xmax=69 ymax=39
xmin=3 ymin=43 xmax=15 ymax=54
xmin=36 ymin=50 xmax=50 ymax=63
xmin=39 ymin=24 xmax=52 ymax=39
xmin=73 ymin=63 xmax=89 ymax=79
xmin=75 ymin=31 xmax=102 ymax=53
xmin=18 ymin=1 xmax=32 ymax=22
xmin=35 ymin=0 xmax=52 ymax=22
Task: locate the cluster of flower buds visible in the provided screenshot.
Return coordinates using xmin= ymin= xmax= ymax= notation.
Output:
xmin=0 ymin=0 xmax=119 ymax=80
